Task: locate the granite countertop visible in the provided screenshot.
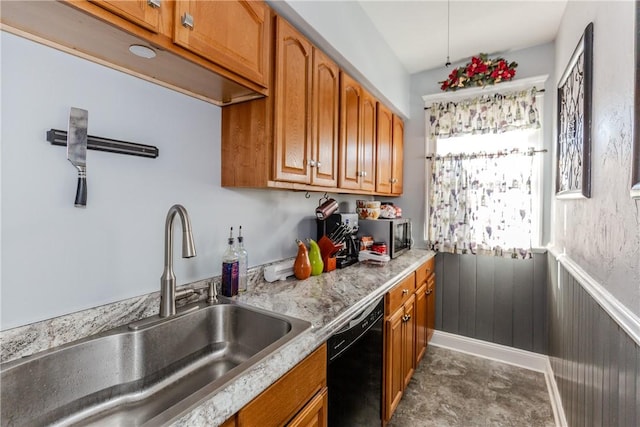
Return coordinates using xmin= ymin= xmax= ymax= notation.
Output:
xmin=169 ymin=248 xmax=434 ymax=426
xmin=0 ymin=248 xmax=434 ymax=427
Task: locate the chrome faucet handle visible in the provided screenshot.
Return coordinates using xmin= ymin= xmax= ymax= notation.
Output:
xmin=175 ymin=288 xmax=195 ymax=300
xmin=207 ymin=280 xmax=218 ymax=304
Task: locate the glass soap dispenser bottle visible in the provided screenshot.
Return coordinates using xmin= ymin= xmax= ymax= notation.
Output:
xmin=221 ymin=227 xmax=239 ymax=297
xmin=237 ymin=226 xmax=248 ymax=293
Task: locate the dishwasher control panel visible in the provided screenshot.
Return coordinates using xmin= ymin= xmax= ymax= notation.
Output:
xmin=327 ymin=297 xmax=384 ymax=362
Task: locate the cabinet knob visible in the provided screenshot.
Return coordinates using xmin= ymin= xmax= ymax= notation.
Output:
xmin=181 ymin=12 xmax=194 ymax=29
xmin=147 ymin=0 xmax=161 ymax=8
xmin=316 ymin=161 xmax=322 ymax=168
xmin=308 ymin=159 xmax=316 ymax=168
xmin=402 ymin=314 xmax=411 ymax=322
xmin=402 ymin=289 xmax=409 ymax=295
xmin=362 ymin=171 xmax=367 ymax=177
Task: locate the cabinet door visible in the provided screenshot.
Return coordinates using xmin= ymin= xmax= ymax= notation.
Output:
xmin=173 ymin=0 xmax=270 ymax=87
xmin=92 ymin=0 xmax=161 ymax=33
xmin=414 ymin=283 xmax=428 ymax=365
xmin=287 ymin=387 xmax=328 ymax=427
xmin=311 ymin=49 xmax=339 ymax=187
xmin=384 ymin=307 xmax=404 ymax=422
xmin=376 ymin=103 xmax=393 ymax=194
xmin=339 ymin=73 xmax=362 ymax=190
xmin=402 ymin=294 xmax=416 ymax=389
xmin=273 ymin=18 xmax=313 ymax=184
xmin=360 ymin=90 xmax=377 ymax=192
xmin=391 ymin=115 xmax=404 ymax=195
xmin=221 ymin=415 xmax=237 ymax=427
xmin=426 ymin=274 xmax=436 ymax=342
xmin=238 ymin=345 xmax=326 ymax=426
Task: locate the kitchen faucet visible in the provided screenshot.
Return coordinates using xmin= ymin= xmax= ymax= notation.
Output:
xmin=160 ymin=204 xmax=196 ymax=317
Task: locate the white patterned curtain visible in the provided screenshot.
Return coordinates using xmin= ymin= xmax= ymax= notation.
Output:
xmin=426 ymin=87 xmax=541 ymax=258
xmin=428 ymin=150 xmax=535 ymax=258
xmin=427 ymin=88 xmax=541 ymax=143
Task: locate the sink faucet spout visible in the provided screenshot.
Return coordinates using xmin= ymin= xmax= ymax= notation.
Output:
xmin=160 ymin=204 xmax=196 ymax=317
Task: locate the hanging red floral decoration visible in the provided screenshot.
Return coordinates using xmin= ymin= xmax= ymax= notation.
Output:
xmin=439 ymin=53 xmax=518 ymax=91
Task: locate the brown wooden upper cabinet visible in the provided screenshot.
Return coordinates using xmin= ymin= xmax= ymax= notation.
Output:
xmin=273 ymin=18 xmax=339 ymax=187
xmin=391 ymin=115 xmax=404 ymax=195
xmin=376 ymin=103 xmax=393 ymax=194
xmin=339 ymin=73 xmax=376 ymax=192
xmin=173 ymin=0 xmax=271 ymax=88
xmin=217 ymin=13 xmax=400 ymax=195
xmin=273 ymin=18 xmax=314 ymax=184
xmin=2 ymin=0 xmax=271 ymax=104
xmin=311 ymin=49 xmax=340 ymax=187
xmin=221 ymin=16 xmax=340 ymax=189
xmin=376 ymin=108 xmax=404 ymax=195
xmin=92 ymin=0 xmax=162 ymax=33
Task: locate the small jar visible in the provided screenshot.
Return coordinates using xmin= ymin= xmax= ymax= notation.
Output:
xmin=372 ymin=241 xmax=387 ymax=254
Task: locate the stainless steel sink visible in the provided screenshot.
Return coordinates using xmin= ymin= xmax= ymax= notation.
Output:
xmin=1 ymin=298 xmax=311 ymax=427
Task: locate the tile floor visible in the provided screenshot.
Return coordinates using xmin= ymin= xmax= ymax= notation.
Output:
xmin=388 ymin=346 xmax=556 ymax=427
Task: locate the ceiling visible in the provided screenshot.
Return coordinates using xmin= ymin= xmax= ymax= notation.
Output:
xmin=358 ymin=0 xmax=568 ymax=74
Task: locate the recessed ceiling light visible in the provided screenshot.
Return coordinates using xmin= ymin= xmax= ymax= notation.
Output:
xmin=128 ymin=44 xmax=156 ymax=59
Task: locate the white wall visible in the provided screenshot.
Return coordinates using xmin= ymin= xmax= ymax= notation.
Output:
xmin=395 ymin=42 xmax=557 ymax=250
xmin=268 ymin=0 xmax=410 ymax=118
xmin=0 ymin=32 xmax=362 ymax=330
xmin=551 ymin=1 xmax=640 ymax=317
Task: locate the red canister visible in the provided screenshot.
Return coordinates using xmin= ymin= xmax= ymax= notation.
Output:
xmin=372 ymin=241 xmax=387 ymax=254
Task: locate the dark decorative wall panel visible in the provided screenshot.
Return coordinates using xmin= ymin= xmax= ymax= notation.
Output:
xmin=434 ymin=252 xmax=548 ymax=353
xmin=548 ymin=254 xmax=639 ymax=427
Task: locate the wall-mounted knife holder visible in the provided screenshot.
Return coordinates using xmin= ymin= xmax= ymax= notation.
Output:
xmin=47 ymin=129 xmax=159 ymax=159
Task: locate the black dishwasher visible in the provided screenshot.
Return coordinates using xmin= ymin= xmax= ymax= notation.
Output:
xmin=327 ymin=296 xmax=384 ymax=427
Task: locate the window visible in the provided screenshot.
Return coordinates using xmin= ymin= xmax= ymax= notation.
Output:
xmin=424 ymin=85 xmax=544 ymax=258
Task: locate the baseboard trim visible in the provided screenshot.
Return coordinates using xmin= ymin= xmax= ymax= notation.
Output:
xmin=430 ymin=331 xmax=567 ymax=427
xmin=544 ymin=357 xmax=568 ymax=427
xmin=430 ymin=330 xmax=547 ymax=371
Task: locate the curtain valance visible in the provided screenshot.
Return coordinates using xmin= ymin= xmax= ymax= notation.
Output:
xmin=427 ymin=87 xmax=540 ymax=141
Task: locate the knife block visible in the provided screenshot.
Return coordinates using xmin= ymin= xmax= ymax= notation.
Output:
xmin=318 ymin=236 xmax=342 ymax=259
xmin=318 ymin=236 xmax=340 ymax=273
xmin=323 ymin=255 xmax=337 ymax=272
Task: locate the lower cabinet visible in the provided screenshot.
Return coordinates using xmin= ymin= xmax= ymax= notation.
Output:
xmin=224 ymin=343 xmax=327 ymax=427
xmin=288 ymin=387 xmax=328 ymax=427
xmin=383 ymin=272 xmax=416 ymax=423
xmin=384 ymin=256 xmax=437 ymax=423
xmin=426 ymin=272 xmax=436 ymax=343
xmin=415 ymin=257 xmax=436 ymax=364
xmin=415 ymin=282 xmax=428 ymax=364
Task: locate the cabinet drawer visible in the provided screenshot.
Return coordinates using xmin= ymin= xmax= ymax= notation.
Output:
xmin=237 ymin=344 xmax=326 ymax=427
xmin=385 ymin=272 xmax=416 ymax=316
xmin=415 ymin=257 xmax=435 ymax=286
